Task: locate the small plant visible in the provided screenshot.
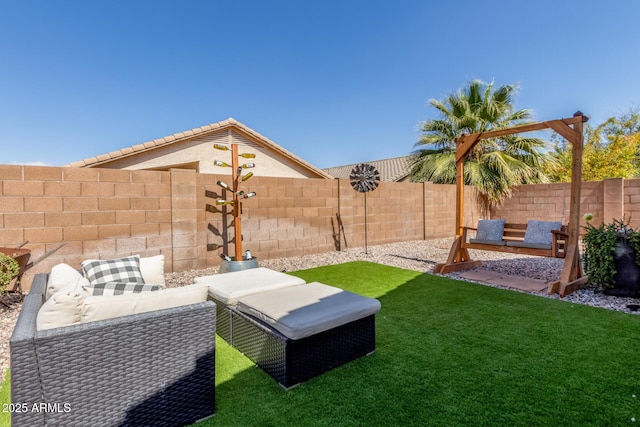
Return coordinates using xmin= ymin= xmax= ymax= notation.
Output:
xmin=0 ymin=253 xmax=19 ymax=294
xmin=582 ymin=217 xmax=640 ymax=291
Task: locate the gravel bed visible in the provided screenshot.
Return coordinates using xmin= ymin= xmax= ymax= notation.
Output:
xmin=0 ymin=294 xmax=23 ymax=387
xmin=2 ymin=237 xmax=639 ymax=385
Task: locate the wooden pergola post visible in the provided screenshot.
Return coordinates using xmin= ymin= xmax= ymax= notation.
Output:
xmin=455 ymin=159 xmax=464 ymax=238
xmin=546 ymin=114 xmax=588 ymax=296
xmin=434 ymin=112 xmax=589 ymax=297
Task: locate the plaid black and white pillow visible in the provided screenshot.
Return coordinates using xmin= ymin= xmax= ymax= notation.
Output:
xmin=81 ymin=255 xmax=145 ymax=286
xmin=83 ymin=282 xmax=163 ymax=296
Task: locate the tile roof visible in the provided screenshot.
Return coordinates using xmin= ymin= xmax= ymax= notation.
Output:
xmin=67 ymin=118 xmax=334 ymax=179
xmin=323 ymin=155 xmax=416 ymax=182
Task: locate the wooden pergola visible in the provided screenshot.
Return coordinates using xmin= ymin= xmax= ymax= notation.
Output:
xmin=433 ymin=112 xmax=589 ymax=297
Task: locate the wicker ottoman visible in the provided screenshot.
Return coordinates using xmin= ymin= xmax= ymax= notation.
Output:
xmin=232 ymin=282 xmax=381 ymax=389
xmin=195 ymin=269 xmax=381 ymax=388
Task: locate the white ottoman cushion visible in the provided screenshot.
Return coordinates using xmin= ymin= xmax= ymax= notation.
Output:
xmin=194 ymin=267 xmax=305 ymax=305
xmin=236 ymin=282 xmax=381 ymax=340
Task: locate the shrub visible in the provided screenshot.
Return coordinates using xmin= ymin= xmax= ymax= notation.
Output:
xmin=0 ymin=253 xmax=19 ymax=294
xmin=582 ymin=217 xmax=640 ymax=291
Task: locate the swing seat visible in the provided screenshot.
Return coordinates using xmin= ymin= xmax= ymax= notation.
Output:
xmin=462 ymin=221 xmax=568 ymax=258
xmin=437 ymin=112 xmax=588 ymax=297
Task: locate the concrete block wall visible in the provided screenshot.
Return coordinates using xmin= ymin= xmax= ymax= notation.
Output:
xmin=197 ymin=174 xmax=341 ymax=264
xmin=492 ymin=178 xmax=632 ymax=230
xmin=197 ymin=177 xmax=458 ymax=262
xmin=338 ymin=180 xmax=425 ymax=249
xmin=170 ymin=169 xmax=200 ymax=273
xmin=0 ymin=165 xmax=173 ymax=288
xmin=624 ymin=179 xmax=640 ymax=229
xmin=0 ymin=164 xmax=488 ymax=290
xmin=423 ymin=182 xmax=478 ymax=235
xmin=491 ymin=182 xmax=575 ymax=225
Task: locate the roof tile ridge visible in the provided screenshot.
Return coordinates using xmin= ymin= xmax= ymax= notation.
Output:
xmin=230 ymin=120 xmax=333 ymax=179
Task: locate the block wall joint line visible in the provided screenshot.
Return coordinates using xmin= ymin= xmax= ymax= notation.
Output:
xmin=337 ymin=178 xmax=342 ymax=251
xmin=423 ymin=181 xmax=426 ymax=240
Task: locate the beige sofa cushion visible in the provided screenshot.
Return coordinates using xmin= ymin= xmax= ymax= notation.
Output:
xmin=80 ymin=283 xmax=209 ymax=324
xmin=37 ymin=279 xmax=91 ymax=331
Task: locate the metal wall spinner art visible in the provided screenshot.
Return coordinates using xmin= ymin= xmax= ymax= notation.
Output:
xmin=349 ymin=163 xmax=380 ymax=254
xmin=350 ymin=163 xmax=380 ymax=193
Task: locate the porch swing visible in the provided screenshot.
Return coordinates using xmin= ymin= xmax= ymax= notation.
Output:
xmin=433 ymin=112 xmax=589 ymax=297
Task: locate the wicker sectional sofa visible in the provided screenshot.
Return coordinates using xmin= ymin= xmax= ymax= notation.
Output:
xmin=10 ymin=273 xmax=217 ymax=427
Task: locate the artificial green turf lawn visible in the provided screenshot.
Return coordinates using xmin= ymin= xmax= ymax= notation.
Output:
xmin=0 ymin=370 xmax=10 ymax=427
xmin=203 ymin=261 xmax=640 ymax=426
xmin=2 ymin=261 xmax=640 ymax=426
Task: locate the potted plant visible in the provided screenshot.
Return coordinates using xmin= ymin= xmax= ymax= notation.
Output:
xmin=0 ymin=252 xmax=20 ymax=295
xmin=582 ymin=215 xmax=640 ymax=297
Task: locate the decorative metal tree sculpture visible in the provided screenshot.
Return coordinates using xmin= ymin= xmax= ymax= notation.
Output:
xmin=212 ymin=143 xmax=257 ymax=262
xmin=350 ymin=163 xmax=380 ymax=254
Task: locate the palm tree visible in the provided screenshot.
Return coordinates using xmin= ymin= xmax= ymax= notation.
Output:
xmin=410 ymin=79 xmax=555 ymax=214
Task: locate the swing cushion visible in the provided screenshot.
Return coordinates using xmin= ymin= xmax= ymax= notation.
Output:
xmin=522 ymin=220 xmax=562 ymax=245
xmin=505 ymin=241 xmax=552 ymax=250
xmin=470 ymin=239 xmax=507 ymax=246
xmin=471 ymin=219 xmax=506 ymax=244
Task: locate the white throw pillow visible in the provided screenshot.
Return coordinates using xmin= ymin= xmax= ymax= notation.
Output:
xmin=80 ymin=283 xmax=208 ymax=324
xmin=37 ymin=278 xmax=91 ymax=331
xmin=46 ymin=263 xmax=85 ymax=300
xmin=139 ymin=255 xmax=166 ymax=286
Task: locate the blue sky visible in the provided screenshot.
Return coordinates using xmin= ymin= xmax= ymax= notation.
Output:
xmin=2 ymin=1 xmax=639 ymax=168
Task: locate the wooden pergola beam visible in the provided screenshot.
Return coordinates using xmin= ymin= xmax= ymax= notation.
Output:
xmin=546 ymin=120 xmax=582 ymax=147
xmin=456 ymin=134 xmax=481 ymax=163
xmin=455 ymin=114 xmax=587 ymax=161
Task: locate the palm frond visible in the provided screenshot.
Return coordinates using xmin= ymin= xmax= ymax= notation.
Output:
xmin=411 ymin=79 xmax=554 ymax=211
xmin=410 ymin=152 xmax=457 ymax=183
xmin=428 ymin=99 xmax=452 ymax=117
